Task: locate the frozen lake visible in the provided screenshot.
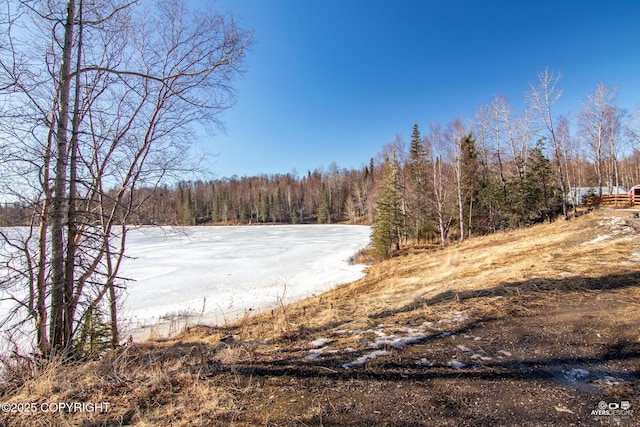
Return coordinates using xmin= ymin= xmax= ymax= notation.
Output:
xmin=120 ymin=225 xmax=371 ymax=339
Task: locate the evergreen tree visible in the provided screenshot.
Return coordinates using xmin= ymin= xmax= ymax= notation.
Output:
xmin=369 ymin=157 xmax=375 ymax=181
xmin=371 ymin=151 xmax=405 ymax=257
xmin=74 ymin=305 xmax=112 ymax=358
xmin=178 ymin=184 xmax=195 ymax=225
xmin=406 ymin=124 xmax=430 ymax=242
xmin=258 ymin=190 xmax=269 ymax=223
xmin=475 ymin=165 xmax=504 ymax=233
xmin=523 ymin=140 xmax=556 ymax=223
xmin=460 ymin=134 xmax=481 ymax=236
xmin=317 ymin=182 xmax=331 ymax=224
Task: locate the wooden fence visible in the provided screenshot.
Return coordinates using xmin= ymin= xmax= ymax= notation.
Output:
xmin=586 ymin=194 xmax=639 ymax=207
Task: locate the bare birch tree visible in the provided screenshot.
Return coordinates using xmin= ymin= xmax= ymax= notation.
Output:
xmin=446 ymin=118 xmax=468 ymax=241
xmin=602 ymin=100 xmax=626 ymax=191
xmin=556 ymin=116 xmax=578 ymax=208
xmin=0 ymin=0 xmax=251 ymax=357
xmin=527 ymin=68 xmax=568 ymax=219
xmin=578 ymin=83 xmax=623 ymax=197
xmin=427 ymin=123 xmax=453 ymax=246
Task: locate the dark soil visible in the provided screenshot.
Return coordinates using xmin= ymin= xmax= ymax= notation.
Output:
xmin=209 ymin=282 xmax=640 ymax=426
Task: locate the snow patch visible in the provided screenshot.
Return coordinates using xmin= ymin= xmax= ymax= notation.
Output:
xmin=377 ymin=333 xmax=430 ymax=350
xmin=438 ymin=311 xmax=470 ymax=324
xmin=338 ymin=313 xmax=473 ymax=368
xmin=305 ymin=347 xmax=339 ymax=360
xmin=470 ymin=353 xmax=492 ymax=361
xmin=416 ymin=358 xmax=433 ymax=367
xmin=304 ymin=351 xmax=322 ymax=360
xmin=342 ymin=350 xmax=390 ymax=369
xmin=564 ymin=368 xmax=590 ymax=381
xmin=310 ymin=338 xmax=333 ymax=348
xmin=596 ymin=375 xmax=623 ymax=386
xmin=447 ymin=359 xmax=465 ymax=369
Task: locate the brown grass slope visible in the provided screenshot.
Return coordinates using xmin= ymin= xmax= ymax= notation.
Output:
xmin=1 ymin=209 xmax=639 ymax=426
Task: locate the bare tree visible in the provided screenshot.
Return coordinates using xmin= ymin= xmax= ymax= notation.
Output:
xmin=603 ymin=100 xmax=626 ymax=191
xmin=527 ymin=68 xmax=568 ymax=219
xmin=427 ymin=123 xmax=453 ymax=246
xmin=556 ymin=116 xmax=578 ymax=208
xmin=488 ymin=96 xmax=509 ymax=204
xmin=473 ymin=95 xmax=525 ymax=205
xmin=446 ymin=118 xmax=468 ymax=241
xmin=578 ymin=83 xmax=625 ymax=197
xmin=0 ymin=0 xmax=251 ymax=357
xmin=621 ymin=107 xmax=640 ymax=187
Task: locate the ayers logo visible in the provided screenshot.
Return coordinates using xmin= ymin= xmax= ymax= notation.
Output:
xmin=591 ymin=400 xmax=633 ymax=418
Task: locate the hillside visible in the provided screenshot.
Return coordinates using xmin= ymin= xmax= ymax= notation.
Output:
xmin=1 ymin=209 xmax=639 ymax=426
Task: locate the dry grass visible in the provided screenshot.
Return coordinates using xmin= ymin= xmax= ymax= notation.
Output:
xmin=0 ymin=339 xmax=242 ymax=426
xmin=1 ymin=209 xmax=639 ymax=426
xmin=232 ymin=209 xmax=638 ymax=341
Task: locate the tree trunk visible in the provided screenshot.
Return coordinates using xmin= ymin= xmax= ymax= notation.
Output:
xmin=64 ymin=0 xmax=84 ymax=353
xmin=457 ymin=174 xmax=465 ymax=241
xmin=36 ymin=197 xmax=51 ymax=356
xmin=50 ymin=0 xmax=76 ymax=353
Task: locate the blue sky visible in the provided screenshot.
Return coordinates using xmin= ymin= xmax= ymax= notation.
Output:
xmin=201 ymin=0 xmax=640 ymax=178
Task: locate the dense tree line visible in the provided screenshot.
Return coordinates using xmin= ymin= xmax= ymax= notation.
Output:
xmin=371 ymin=70 xmax=640 ymax=256
xmin=109 ymin=72 xmax=640 ymax=258
xmin=114 ymin=164 xmax=377 ymax=226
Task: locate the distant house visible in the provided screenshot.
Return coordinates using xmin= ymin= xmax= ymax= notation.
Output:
xmin=568 ymin=186 xmax=628 ymax=206
xmin=630 ymin=185 xmax=640 ymax=205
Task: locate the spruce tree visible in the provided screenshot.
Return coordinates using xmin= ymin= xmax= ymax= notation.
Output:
xmin=371 ymin=151 xmax=404 ymax=257
xmin=258 ymin=190 xmax=269 ymax=223
xmin=369 ymin=157 xmax=375 ymax=181
xmin=178 ymin=184 xmax=195 ymax=225
xmin=74 ymin=305 xmax=112 ymax=358
xmin=317 ymin=182 xmax=331 ymax=223
xmin=460 ymin=134 xmax=481 ymax=236
xmin=407 ymin=124 xmax=430 ymax=242
xmin=524 ymin=140 xmax=555 ymax=223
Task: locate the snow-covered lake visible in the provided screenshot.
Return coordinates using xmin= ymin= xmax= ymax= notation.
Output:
xmin=120 ymin=225 xmax=370 ymax=338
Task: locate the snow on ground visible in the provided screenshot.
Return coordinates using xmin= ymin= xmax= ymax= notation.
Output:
xmin=302 ymin=311 xmax=563 ymax=371
xmin=119 ymin=225 xmax=370 ymax=338
xmin=302 ymin=311 xmax=485 ymax=369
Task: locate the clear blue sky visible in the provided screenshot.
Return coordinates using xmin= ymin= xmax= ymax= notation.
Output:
xmin=200 ymin=0 xmax=640 ymax=178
